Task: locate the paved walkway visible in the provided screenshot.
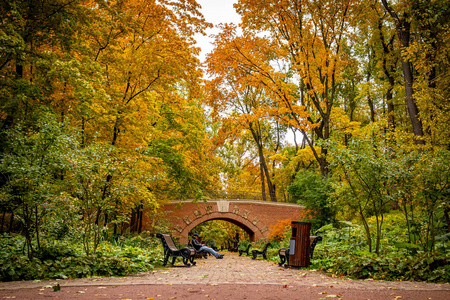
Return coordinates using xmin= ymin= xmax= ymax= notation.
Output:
xmin=1 ymin=252 xmax=449 ymax=299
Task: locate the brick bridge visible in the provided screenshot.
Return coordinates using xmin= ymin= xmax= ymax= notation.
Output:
xmin=143 ymin=192 xmax=304 ymax=244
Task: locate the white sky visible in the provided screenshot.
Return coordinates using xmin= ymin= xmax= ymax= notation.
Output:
xmin=195 ymin=0 xmax=241 ymax=63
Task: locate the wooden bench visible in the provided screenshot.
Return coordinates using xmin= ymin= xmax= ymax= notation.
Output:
xmin=156 ymin=233 xmax=196 ymax=267
xmin=251 ymin=242 xmax=271 ymax=259
xmin=238 ymin=244 xmax=251 ymax=256
xmin=278 ymin=235 xmax=322 ymax=267
xmin=188 ymin=240 xmax=209 ymax=259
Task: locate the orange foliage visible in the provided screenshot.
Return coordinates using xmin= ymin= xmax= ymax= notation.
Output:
xmin=268 ymin=218 xmax=292 ymax=241
xmin=268 ymin=211 xmax=309 ymax=241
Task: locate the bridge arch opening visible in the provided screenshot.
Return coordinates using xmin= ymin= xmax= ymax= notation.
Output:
xmin=189 ymin=218 xmax=256 ymax=242
xmin=177 ymin=212 xmax=264 ymax=244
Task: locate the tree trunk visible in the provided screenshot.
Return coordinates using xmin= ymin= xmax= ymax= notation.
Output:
xmin=381 ymin=0 xmax=424 ymax=145
xmin=386 ymin=76 xmax=395 ymax=131
xmin=258 ymin=145 xmax=276 ymax=202
xmin=444 ymin=206 xmax=450 ymax=233
xmin=367 ymin=73 xmax=375 ymax=123
xmin=130 ymin=208 xmax=137 ymax=232
xmin=8 ymin=211 xmax=14 ymax=233
xmin=378 ymin=15 xmax=397 ymax=132
xmin=260 ymin=163 xmax=267 ymax=201
xmin=249 ymin=124 xmax=277 ymax=201
xmin=138 ymin=204 xmax=143 ymax=233
xmin=0 ymin=210 xmax=5 ymax=233
xmin=401 ymin=56 xmax=425 ymax=144
xmin=81 ymin=117 xmax=86 ymax=147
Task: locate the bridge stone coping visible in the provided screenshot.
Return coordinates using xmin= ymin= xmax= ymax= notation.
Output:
xmin=150 ymin=199 xmax=304 ymax=244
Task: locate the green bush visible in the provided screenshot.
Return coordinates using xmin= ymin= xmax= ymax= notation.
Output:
xmin=0 ymin=235 xmax=165 ymax=282
xmin=312 ymin=251 xmax=449 ymax=283
xmin=309 ymin=215 xmax=450 ymax=283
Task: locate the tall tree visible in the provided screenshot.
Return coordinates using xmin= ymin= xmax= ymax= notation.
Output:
xmin=206 ymin=76 xmax=280 ymax=201
xmin=380 ymin=0 xmax=425 ymax=144
xmin=231 ymin=0 xmax=359 ymax=175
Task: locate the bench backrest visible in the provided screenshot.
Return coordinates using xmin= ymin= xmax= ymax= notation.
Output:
xmin=262 ymin=242 xmax=271 ymax=252
xmin=157 ymin=233 xmax=180 ymax=252
xmin=309 ymin=236 xmax=323 ymax=246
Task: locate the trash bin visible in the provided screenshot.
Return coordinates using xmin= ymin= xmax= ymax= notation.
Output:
xmin=288 ymin=221 xmax=311 ymax=267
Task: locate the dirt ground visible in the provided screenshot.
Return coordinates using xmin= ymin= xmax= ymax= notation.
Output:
xmin=1 ymin=252 xmax=449 ymax=300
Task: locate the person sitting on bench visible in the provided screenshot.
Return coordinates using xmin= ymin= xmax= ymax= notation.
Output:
xmin=191 ymin=233 xmax=224 ymax=259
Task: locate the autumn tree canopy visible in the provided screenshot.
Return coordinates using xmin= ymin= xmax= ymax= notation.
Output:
xmin=1 ymin=0 xmax=449 ymax=257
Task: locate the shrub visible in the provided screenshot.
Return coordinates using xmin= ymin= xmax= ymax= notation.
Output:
xmin=0 ymin=235 xmax=164 ymax=282
xmin=312 ymin=251 xmax=449 ymax=283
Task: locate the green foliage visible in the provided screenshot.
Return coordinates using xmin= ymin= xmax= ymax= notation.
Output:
xmin=309 ymin=212 xmax=450 ymax=283
xmin=288 ymin=170 xmax=337 ymax=229
xmin=0 ymin=235 xmax=164 ymax=282
xmin=238 ymin=239 xmax=251 ymax=251
xmin=313 ymin=251 xmax=449 ymax=283
xmin=328 ymin=126 xmax=450 ymax=255
xmin=191 ymin=220 xmax=244 ymax=249
xmin=0 ymin=113 xmax=78 ymax=259
xmin=329 ymin=128 xmax=407 ymax=253
xmin=395 ymin=149 xmax=450 ymax=252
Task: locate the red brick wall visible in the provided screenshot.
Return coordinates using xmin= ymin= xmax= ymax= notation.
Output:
xmin=142 ymin=200 xmax=304 ymax=244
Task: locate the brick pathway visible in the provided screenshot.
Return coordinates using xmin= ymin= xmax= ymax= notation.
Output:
xmin=1 ymin=252 xmax=449 ymax=292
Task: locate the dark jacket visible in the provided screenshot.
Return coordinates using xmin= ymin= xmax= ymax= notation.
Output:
xmin=191 ymin=238 xmax=202 ymax=250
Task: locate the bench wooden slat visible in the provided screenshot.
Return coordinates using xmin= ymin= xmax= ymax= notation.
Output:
xmin=156 ymin=233 xmax=196 ymax=267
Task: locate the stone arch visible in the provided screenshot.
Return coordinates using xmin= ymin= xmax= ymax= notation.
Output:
xmin=178 ymin=211 xmax=264 ymax=244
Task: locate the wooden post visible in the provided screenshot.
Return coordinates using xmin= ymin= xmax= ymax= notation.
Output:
xmin=289 ymin=221 xmax=311 ymax=267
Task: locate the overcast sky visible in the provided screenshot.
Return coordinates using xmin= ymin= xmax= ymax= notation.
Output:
xmin=195 ymin=0 xmax=241 ymax=63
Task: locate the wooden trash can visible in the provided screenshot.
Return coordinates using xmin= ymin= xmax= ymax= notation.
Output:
xmin=288 ymin=221 xmax=311 ymax=267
